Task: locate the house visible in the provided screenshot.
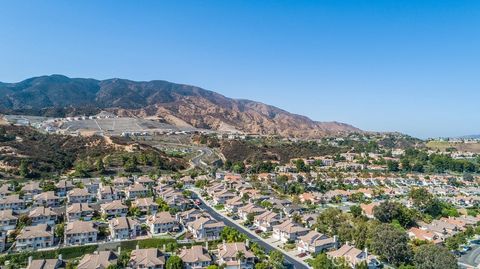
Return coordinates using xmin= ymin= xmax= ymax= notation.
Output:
xmin=163 ymin=195 xmax=190 ymax=211
xmin=100 ymin=200 xmax=128 ymax=218
xmin=422 ymin=219 xmax=460 ymax=238
xmin=187 ymin=217 xmax=225 ymax=240
xmin=324 ymin=190 xmax=351 ymax=203
xmin=177 ymin=208 xmax=205 ymax=225
xmin=109 ymin=216 xmax=140 ymax=240
xmin=27 ymin=257 xmax=64 ymax=269
xmin=297 ymin=231 xmax=337 ymax=254
xmin=272 ymin=220 xmax=309 ymax=243
xmin=113 ymin=177 xmax=132 ymax=189
xmin=237 ymin=203 xmax=266 ymax=221
xmin=0 ymin=209 xmax=18 ymax=231
xmin=327 ymin=244 xmax=380 ymax=269
xmin=212 ymin=189 xmax=236 ymax=205
xmin=254 ymin=211 xmax=283 ymax=232
xmin=282 ymin=204 xmax=306 ymax=218
xmin=299 ymin=192 xmax=320 ymax=204
xmin=133 ymin=197 xmax=159 ymax=214
xmin=67 ymin=188 xmax=92 ymax=204
xmin=65 ymin=220 xmax=98 ymax=246
xmin=98 ymin=184 xmax=117 ymax=201
xmin=179 ymin=245 xmax=212 ymax=269
xmin=28 ymin=206 xmax=58 ymax=226
xmin=55 ymin=180 xmax=74 ymax=197
xmin=408 ymin=227 xmax=442 ymax=244
xmin=0 ymin=184 xmax=12 ymax=198
xmin=34 ymin=191 xmax=61 ymax=208
xmin=147 ymin=211 xmax=178 ymax=234
xmin=360 ymin=203 xmax=378 ymax=219
xmin=79 ymin=178 xmax=101 ymax=195
xmin=224 ymin=197 xmax=244 ymax=213
xmin=77 ymin=251 xmax=118 ymax=269
xmin=0 ymin=194 xmax=26 ymax=212
xmin=126 ymin=183 xmax=148 ymax=199
xmin=302 ymin=213 xmax=319 ymax=228
xmin=206 ymin=183 xmax=226 ymax=196
xmin=135 ymin=175 xmax=156 ymax=187
xmin=129 ymin=248 xmax=165 ymax=269
xmin=16 ymin=224 xmax=54 ymax=251
xmin=217 ymin=242 xmax=255 ymax=269
xmin=67 ymin=203 xmax=94 ymax=221
xmin=22 ymin=182 xmax=42 ymax=201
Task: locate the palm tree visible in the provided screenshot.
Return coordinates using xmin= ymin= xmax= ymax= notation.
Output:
xmin=235 ymin=251 xmax=245 ymax=269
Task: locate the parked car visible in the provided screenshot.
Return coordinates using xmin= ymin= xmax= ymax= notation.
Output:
xmin=297 ymin=252 xmax=307 ymax=258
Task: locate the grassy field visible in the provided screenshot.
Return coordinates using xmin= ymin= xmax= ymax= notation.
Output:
xmin=427 ymin=141 xmax=480 ymax=153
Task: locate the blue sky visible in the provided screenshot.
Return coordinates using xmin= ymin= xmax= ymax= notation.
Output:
xmin=1 ymin=1 xmax=479 ymax=138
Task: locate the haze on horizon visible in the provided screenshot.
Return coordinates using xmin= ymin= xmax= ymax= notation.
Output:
xmin=1 ymin=1 xmax=479 ymax=139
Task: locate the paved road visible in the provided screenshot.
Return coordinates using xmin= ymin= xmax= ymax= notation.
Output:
xmin=191 ymin=148 xmax=213 ymax=168
xmin=459 ymin=244 xmax=480 ymax=268
xmin=191 ymin=192 xmax=310 ymax=269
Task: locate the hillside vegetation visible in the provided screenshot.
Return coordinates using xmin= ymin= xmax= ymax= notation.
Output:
xmin=0 ymin=125 xmax=185 ymax=179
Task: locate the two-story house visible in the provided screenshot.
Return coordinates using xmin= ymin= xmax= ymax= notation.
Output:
xmin=64 ymin=221 xmax=98 ymax=246
xmin=16 ymin=224 xmax=54 ymax=251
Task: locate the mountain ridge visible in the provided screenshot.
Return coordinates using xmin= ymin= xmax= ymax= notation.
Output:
xmin=0 ymin=75 xmax=361 ymax=138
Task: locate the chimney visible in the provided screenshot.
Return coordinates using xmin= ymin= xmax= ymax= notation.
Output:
xmin=136 ymin=244 xmax=139 ymax=250
xmin=364 ymin=248 xmax=368 ymax=259
xmin=28 ymin=256 xmax=33 ymax=266
xmin=58 ymin=254 xmax=63 ymax=261
xmin=118 ymin=246 xmax=121 ymax=254
xmin=205 ymin=241 xmax=209 ymax=250
xmin=333 ymin=235 xmax=337 ymax=243
xmin=245 ymin=239 xmax=250 ymax=248
xmin=163 ymin=244 xmax=166 ymax=252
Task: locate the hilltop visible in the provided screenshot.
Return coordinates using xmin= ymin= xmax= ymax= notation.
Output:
xmin=0 ymin=75 xmax=361 ymax=138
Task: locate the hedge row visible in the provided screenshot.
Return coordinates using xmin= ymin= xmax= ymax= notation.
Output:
xmin=0 ymin=245 xmax=98 ymax=267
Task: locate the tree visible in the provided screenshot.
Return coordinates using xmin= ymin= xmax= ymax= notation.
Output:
xmin=350 ymin=205 xmax=362 ymax=218
xmin=373 ymin=201 xmax=416 ymax=228
xmin=236 ymin=251 xmax=246 ymax=268
xmin=42 ymin=181 xmax=56 ymax=192
xmin=19 ymin=160 xmax=30 ymax=177
xmin=255 ymin=262 xmax=269 ymax=269
xmin=268 ymin=250 xmax=285 ymax=269
xmin=166 ymin=255 xmax=183 ymax=269
xmin=55 ymin=222 xmax=65 ymax=240
xmin=408 ymin=187 xmax=442 ymax=218
xmin=370 ymin=224 xmax=412 ymax=266
xmin=128 ymin=206 xmax=141 ymax=217
xmin=74 ymin=161 xmax=90 ymax=178
xmin=315 ymin=208 xmax=348 ymax=236
xmin=413 ymin=244 xmax=457 ymax=269
xmin=18 ymin=214 xmax=32 ymax=228
xmin=124 ymin=156 xmax=139 ymax=173
xmin=96 ymin=157 xmax=106 ymax=174
xmin=295 ymin=159 xmax=310 ymax=173
xmin=387 ymin=160 xmax=400 ymax=172
xmin=311 ymin=253 xmax=336 ymax=269
xmin=156 ymin=198 xmax=170 ymax=212
xmin=118 ymin=251 xmax=131 ymax=268
xmin=221 ymin=227 xmax=247 ymax=243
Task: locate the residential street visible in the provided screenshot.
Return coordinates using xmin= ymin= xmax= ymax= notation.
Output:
xmin=190 ymin=190 xmax=310 ymax=269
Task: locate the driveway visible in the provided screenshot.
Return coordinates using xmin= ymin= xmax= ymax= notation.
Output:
xmin=190 ymin=189 xmax=310 ymax=269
